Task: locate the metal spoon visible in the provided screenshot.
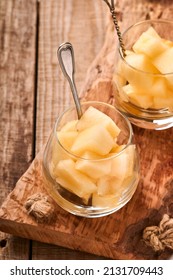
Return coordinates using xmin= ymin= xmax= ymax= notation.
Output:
xmin=57 ymin=42 xmax=83 ymax=119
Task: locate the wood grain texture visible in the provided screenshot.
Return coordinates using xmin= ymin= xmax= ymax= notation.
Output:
xmin=0 ymin=0 xmax=37 ymax=259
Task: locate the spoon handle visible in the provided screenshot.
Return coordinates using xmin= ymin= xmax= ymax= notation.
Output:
xmin=57 ymin=42 xmax=82 ymax=119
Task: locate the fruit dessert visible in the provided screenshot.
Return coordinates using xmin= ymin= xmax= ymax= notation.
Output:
xmin=115 ymin=26 xmax=173 ymax=110
xmin=49 ymin=106 xmax=137 ymax=208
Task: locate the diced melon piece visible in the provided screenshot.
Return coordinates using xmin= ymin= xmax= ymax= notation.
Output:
xmin=153 ymin=47 xmax=173 ymax=73
xmin=163 ymin=39 xmax=173 ymax=48
xmin=54 ymin=159 xmax=97 ymax=199
xmin=133 ymin=27 xmax=168 ymax=57
xmin=80 ymin=151 xmax=103 ymax=160
xmin=56 ymin=176 xmax=91 ymax=204
xmin=75 ymin=158 xmax=111 ymax=179
xmin=61 ymin=120 xmax=78 ymax=132
xmin=57 ymin=131 xmax=78 ymax=151
xmin=71 ymin=124 xmax=115 ymax=156
xmin=125 ymin=52 xmax=159 ymax=73
xmin=51 ymin=139 xmax=69 ymax=167
xmin=92 ymin=193 xmax=119 ymax=208
xmin=122 ymin=84 xmax=153 ymax=109
xmin=110 ymin=144 xmax=126 ymax=154
xmin=96 ymin=176 xmax=111 ymax=195
xmin=97 ymin=175 xmax=124 ymax=196
xmin=50 ymin=126 xmax=78 ymax=168
xmin=152 ymin=47 xmax=173 ymax=85
xmin=122 ymin=53 xmax=158 ymax=90
xmin=153 ymin=95 xmax=173 ymax=110
xmin=76 ymin=106 xmax=120 ymax=138
xmin=148 ymin=78 xmax=168 ymax=97
xmin=110 ymin=145 xmax=135 ymax=179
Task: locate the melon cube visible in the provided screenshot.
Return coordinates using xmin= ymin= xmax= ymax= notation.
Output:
xmin=96 ymin=176 xmax=111 ymax=195
xmin=51 ymin=138 xmax=69 ymax=167
xmin=163 ymin=39 xmax=173 ymax=48
xmin=57 ymin=131 xmax=78 ymax=151
xmin=80 ymin=151 xmax=103 ymax=160
xmin=61 ymin=120 xmax=78 ymax=132
xmin=153 ymin=95 xmax=173 ymax=110
xmin=110 ymin=144 xmax=126 ymax=154
xmin=54 ymin=159 xmax=97 ymax=199
xmin=76 ymin=106 xmax=120 ymax=138
xmin=148 ymin=78 xmax=168 ymax=97
xmin=71 ymin=124 xmax=115 ymax=156
xmin=92 ymin=193 xmax=119 ymax=208
xmin=133 ymin=27 xmax=168 ymax=57
xmin=122 ymin=84 xmax=153 ymax=109
xmin=123 ymin=53 xmax=158 ymax=90
xmin=125 ymin=52 xmax=159 ymax=73
xmin=152 ymin=47 xmax=173 ymax=85
xmin=110 ymin=145 xmax=135 ymax=179
xmin=97 ymin=175 xmax=124 ymax=196
xmin=75 ymin=158 xmax=111 ymax=179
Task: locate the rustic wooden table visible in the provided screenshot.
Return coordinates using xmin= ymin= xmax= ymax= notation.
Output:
xmin=0 ymin=0 xmax=173 ymax=260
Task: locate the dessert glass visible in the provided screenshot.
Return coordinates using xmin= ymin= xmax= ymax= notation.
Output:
xmin=113 ymin=20 xmax=173 ymax=130
xmin=42 ymin=101 xmax=139 ymax=217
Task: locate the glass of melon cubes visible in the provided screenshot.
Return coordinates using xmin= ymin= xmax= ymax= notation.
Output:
xmin=113 ymin=20 xmax=173 ymax=130
xmin=42 ymin=101 xmax=139 ymax=217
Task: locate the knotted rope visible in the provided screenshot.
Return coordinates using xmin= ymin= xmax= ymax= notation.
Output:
xmin=143 ymin=214 xmax=173 ymax=251
xmin=25 ymin=193 xmax=55 ymax=223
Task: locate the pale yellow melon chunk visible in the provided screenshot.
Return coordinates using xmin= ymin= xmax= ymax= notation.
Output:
xmin=110 ymin=144 xmax=126 ymax=154
xmin=54 ymin=159 xmax=97 ymax=199
xmin=122 ymin=84 xmax=153 ymax=109
xmin=125 ymin=52 xmax=159 ymax=73
xmin=71 ymin=124 xmax=115 ymax=156
xmin=57 ymin=177 xmax=91 ymax=204
xmin=57 ymin=131 xmax=78 ymax=150
xmin=163 ymin=39 xmax=173 ymax=48
xmin=153 ymin=96 xmax=173 ymax=110
xmin=50 ymin=125 xmax=78 ymax=167
xmin=152 ymin=47 xmax=173 ymax=86
xmin=92 ymin=193 xmax=119 ymax=208
xmin=110 ymin=145 xmax=135 ymax=179
xmin=76 ymin=106 xmax=120 ymax=138
xmin=80 ymin=151 xmax=103 ymax=160
xmin=97 ymin=175 xmax=124 ymax=196
xmin=60 ymin=120 xmax=78 ymax=132
xmin=75 ymin=158 xmax=111 ymax=179
xmin=148 ymin=78 xmax=168 ymax=97
xmin=133 ymin=27 xmax=168 ymax=58
xmin=51 ymin=139 xmax=69 ymax=168
xmin=123 ymin=53 xmax=159 ymax=90
xmin=153 ymin=47 xmax=173 ymax=73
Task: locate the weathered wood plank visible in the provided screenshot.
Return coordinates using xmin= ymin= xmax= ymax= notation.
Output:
xmin=0 ymin=0 xmax=37 ymax=259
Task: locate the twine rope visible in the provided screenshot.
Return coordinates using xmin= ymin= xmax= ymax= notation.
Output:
xmin=143 ymin=214 xmax=173 ymax=251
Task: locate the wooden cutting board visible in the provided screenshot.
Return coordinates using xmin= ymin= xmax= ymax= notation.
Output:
xmin=0 ymin=15 xmax=173 ymax=261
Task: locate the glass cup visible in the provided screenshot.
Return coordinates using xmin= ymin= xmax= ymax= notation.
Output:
xmin=42 ymin=101 xmax=139 ymax=217
xmin=113 ymin=20 xmax=173 ymax=130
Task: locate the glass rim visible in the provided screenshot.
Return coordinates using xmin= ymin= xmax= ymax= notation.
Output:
xmin=53 ymin=101 xmax=133 ymax=162
xmin=119 ymin=19 xmax=173 ymax=76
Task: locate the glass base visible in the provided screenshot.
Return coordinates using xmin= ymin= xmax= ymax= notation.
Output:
xmin=114 ymin=96 xmax=173 ymax=130
xmin=42 ymin=163 xmax=139 ymax=218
